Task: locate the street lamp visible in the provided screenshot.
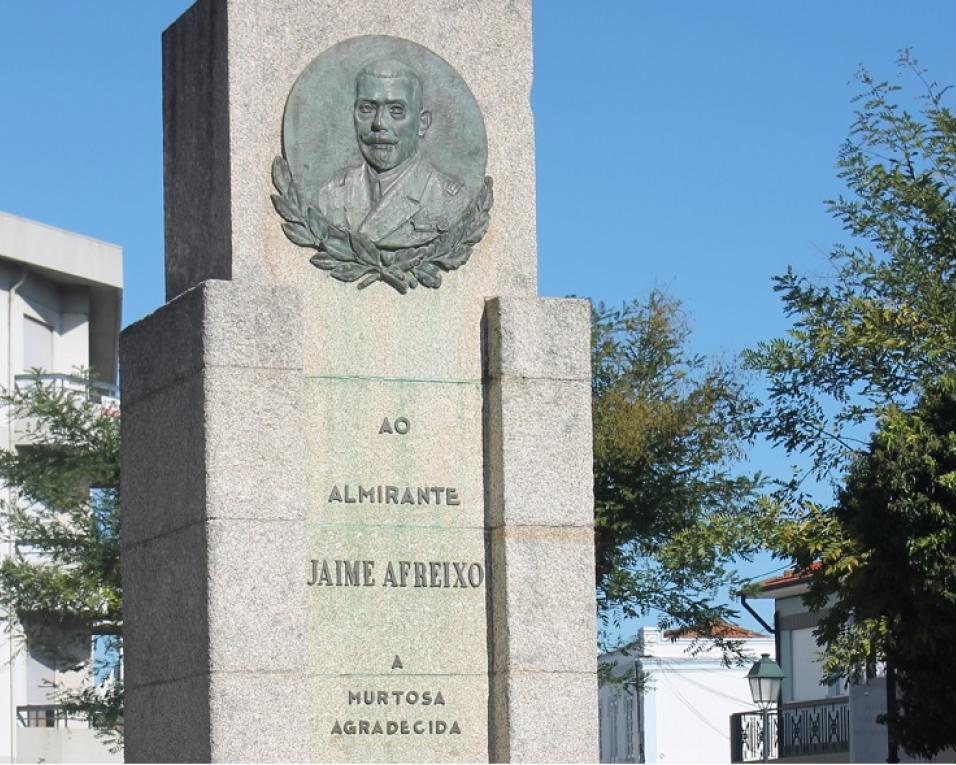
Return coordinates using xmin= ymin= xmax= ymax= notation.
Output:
xmin=746 ymin=653 xmax=784 ymax=762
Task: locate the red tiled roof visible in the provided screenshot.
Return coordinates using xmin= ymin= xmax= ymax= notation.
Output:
xmin=758 ymin=562 xmax=821 ymax=592
xmin=663 ymin=623 xmax=766 ymax=639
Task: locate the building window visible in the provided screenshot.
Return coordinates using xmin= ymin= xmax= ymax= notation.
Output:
xmin=24 ymin=707 xmax=56 ymax=728
xmin=23 ymin=315 xmax=54 ymax=372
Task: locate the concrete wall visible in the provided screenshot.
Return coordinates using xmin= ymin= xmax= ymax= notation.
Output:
xmin=16 ymin=727 xmax=119 ymax=764
xmin=0 ymin=211 xmax=121 ymax=386
xmin=0 ymin=263 xmax=90 ymax=383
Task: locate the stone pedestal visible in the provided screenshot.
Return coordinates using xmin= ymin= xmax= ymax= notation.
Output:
xmin=484 ymin=297 xmax=598 ymax=762
xmin=121 ymin=0 xmax=598 ymax=761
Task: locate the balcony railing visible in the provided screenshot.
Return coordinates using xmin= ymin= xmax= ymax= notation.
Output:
xmin=730 ymin=710 xmax=778 ymax=762
xmin=13 ymin=373 xmax=119 ymax=408
xmin=731 ymin=697 xmax=850 ymax=762
xmin=16 ymin=704 xmax=85 ymax=729
xmin=779 ymin=696 xmax=850 ymax=759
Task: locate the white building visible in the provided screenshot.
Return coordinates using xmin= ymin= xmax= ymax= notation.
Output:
xmin=735 ymin=569 xmax=948 ymax=764
xmin=600 ymin=625 xmax=773 ymax=763
xmin=0 ymin=211 xmax=122 ymax=763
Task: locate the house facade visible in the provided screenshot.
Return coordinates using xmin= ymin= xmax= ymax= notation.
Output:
xmin=731 ymin=568 xmax=916 ymax=764
xmin=600 ymin=626 xmax=773 ymax=763
xmin=0 ymin=211 xmax=122 ymax=763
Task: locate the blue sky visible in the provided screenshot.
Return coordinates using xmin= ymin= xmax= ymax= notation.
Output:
xmin=3 ymin=1 xmax=956 ymax=633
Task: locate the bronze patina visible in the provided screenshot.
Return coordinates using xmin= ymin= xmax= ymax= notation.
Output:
xmin=272 ymin=37 xmax=492 ymax=294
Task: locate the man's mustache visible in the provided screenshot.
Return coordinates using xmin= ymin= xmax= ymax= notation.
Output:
xmin=361 ymin=134 xmax=399 ymax=146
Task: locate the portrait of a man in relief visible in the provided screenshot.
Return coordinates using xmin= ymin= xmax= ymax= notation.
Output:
xmin=275 ymin=38 xmax=491 ymax=293
xmin=315 ymin=58 xmax=470 ymax=251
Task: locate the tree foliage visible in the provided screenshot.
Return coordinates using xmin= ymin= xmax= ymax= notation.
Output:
xmin=747 ymin=51 xmax=956 ymax=485
xmin=0 ymin=374 xmax=122 ymax=750
xmin=592 ymin=290 xmax=773 ymax=655
xmin=748 ymin=52 xmax=956 ymax=756
xmin=780 ymin=376 xmax=956 ymax=758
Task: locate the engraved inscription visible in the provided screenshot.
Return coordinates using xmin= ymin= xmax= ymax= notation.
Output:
xmin=327 ymin=484 xmax=460 ymax=505
xmin=330 ymin=687 xmax=462 ymax=736
xmin=379 ymin=416 xmax=410 ymax=435
xmin=307 ymin=559 xmax=484 ymax=588
xmin=350 ymin=690 xmax=445 ymax=705
xmin=331 ymin=719 xmax=461 ymax=736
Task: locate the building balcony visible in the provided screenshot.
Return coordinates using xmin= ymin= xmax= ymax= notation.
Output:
xmin=730 ymin=708 xmax=778 ymax=762
xmin=16 ymin=704 xmax=121 ymax=763
xmin=17 ymin=704 xmax=82 ymax=729
xmin=14 ymin=373 xmax=119 ymax=407
xmin=731 ymin=697 xmax=850 ymax=762
xmin=5 ymin=373 xmax=119 ymax=448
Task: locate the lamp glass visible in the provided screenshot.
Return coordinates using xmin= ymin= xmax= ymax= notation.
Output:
xmin=760 ymin=676 xmax=781 ymax=704
xmin=746 ymin=654 xmax=784 ymax=706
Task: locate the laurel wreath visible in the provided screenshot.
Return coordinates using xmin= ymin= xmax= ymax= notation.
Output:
xmin=270 ymin=156 xmax=493 ymax=294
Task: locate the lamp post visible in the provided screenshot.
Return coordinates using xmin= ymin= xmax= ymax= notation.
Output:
xmin=746 ymin=653 xmax=784 ymax=763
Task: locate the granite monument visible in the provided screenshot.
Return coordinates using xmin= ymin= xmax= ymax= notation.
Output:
xmin=121 ymin=1 xmax=597 ymax=762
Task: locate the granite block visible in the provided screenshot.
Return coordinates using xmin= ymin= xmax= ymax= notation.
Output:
xmin=124 ymin=674 xmax=211 ymax=763
xmin=306 ymin=377 xmax=485 ymax=529
xmin=489 ymin=526 xmax=596 ymax=675
xmin=163 ymin=0 xmax=232 ymax=301
xmin=484 ymin=297 xmax=592 ymax=381
xmin=202 ymin=280 xmax=303 ymax=370
xmin=121 ymin=280 xmax=302 ymax=408
xmin=215 ymin=0 xmax=537 ymax=301
xmin=206 ymin=519 xmax=307 ymax=673
xmin=300 ymin=284 xmax=490 ymax=383
xmin=119 ymin=284 xmax=204 ymax=406
xmin=204 ymin=365 xmax=306 ymax=521
xmin=122 ymin=522 xmax=208 ymax=688
xmin=485 ymin=377 xmax=594 ymax=528
xmin=121 ymin=371 xmax=205 ymax=546
xmin=311 ymin=673 xmax=489 ymax=763
xmin=307 ymin=524 xmax=489 ymax=677
xmin=208 ymin=672 xmax=311 ymax=762
xmin=491 ymin=670 xmax=598 ymax=763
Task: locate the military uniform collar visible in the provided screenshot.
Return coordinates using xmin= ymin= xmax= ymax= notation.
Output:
xmin=364 ymin=155 xmax=429 ymax=203
xmin=358 ymin=155 xmax=433 ymax=243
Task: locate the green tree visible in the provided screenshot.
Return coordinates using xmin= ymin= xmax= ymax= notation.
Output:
xmin=0 ymin=374 xmax=122 ymax=750
xmin=782 ymin=376 xmax=956 ymax=758
xmin=747 ymin=52 xmax=956 ymax=484
xmin=592 ymin=290 xmax=775 ymax=654
xmin=747 ymin=52 xmax=956 ymax=756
